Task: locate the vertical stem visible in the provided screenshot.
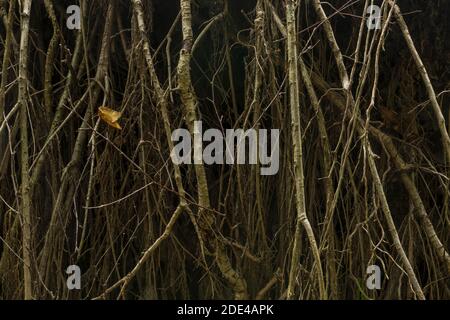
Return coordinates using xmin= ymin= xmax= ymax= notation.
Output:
xmin=18 ymin=0 xmax=33 ymax=300
xmin=177 ymin=0 xmax=248 ymax=299
xmin=0 ymin=0 xmax=15 ymax=173
xmin=0 ymin=0 xmax=15 ymax=121
xmin=43 ymin=0 xmax=59 ymax=117
xmin=286 ymin=0 xmax=326 ymax=300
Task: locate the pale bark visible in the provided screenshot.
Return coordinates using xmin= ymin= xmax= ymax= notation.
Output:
xmin=286 ymin=0 xmax=326 ymax=300
xmin=177 ymin=0 xmax=248 ymax=299
xmin=18 ymin=0 xmax=33 ymax=300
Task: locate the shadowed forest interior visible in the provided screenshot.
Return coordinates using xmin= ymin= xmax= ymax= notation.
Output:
xmin=0 ymin=0 xmax=449 ymax=299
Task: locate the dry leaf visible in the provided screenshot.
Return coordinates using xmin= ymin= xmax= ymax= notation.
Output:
xmin=98 ymin=106 xmax=122 ymax=130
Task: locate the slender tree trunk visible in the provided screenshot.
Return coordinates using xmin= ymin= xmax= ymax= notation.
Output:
xmin=286 ymin=0 xmax=326 ymax=300
xmin=177 ymin=0 xmax=248 ymax=299
xmin=18 ymin=0 xmax=33 ymax=300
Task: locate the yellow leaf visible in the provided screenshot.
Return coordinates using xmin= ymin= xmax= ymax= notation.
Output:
xmin=98 ymin=106 xmax=122 ymax=130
